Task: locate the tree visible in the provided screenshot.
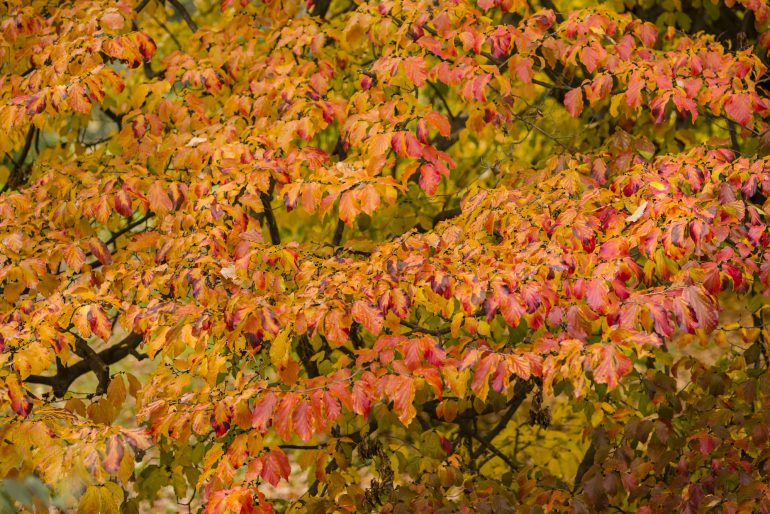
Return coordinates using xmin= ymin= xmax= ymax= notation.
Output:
xmin=2 ymin=0 xmax=770 ymax=511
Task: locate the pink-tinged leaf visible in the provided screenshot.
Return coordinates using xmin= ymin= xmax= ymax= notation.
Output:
xmin=599 ymin=238 xmax=630 ymax=260
xmin=391 ymin=132 xmax=407 ymax=156
xmin=88 ymin=238 xmax=112 ymax=265
xmin=507 ymin=354 xmax=531 ymax=380
xmin=389 ymin=375 xmax=416 ymax=425
xmin=724 ymin=93 xmax=753 ymax=127
xmin=513 ymin=56 xmax=533 ymax=84
xmin=403 ymin=56 xmax=428 ymax=87
xmin=352 ymin=379 xmax=372 ymax=417
xmin=134 ymin=32 xmax=157 ymax=60
xmin=100 ymin=11 xmax=125 ymax=30
xmin=325 ymin=309 xmax=350 ymax=346
xmin=471 ymin=353 xmax=499 ymax=401
xmin=352 ymin=300 xmax=383 ymax=335
xmin=292 ymin=401 xmax=315 ymax=442
xmin=404 ymin=132 xmax=423 ymax=158
xmin=424 ymin=111 xmax=451 ymax=137
xmin=636 ymin=22 xmax=658 ymax=47
xmin=694 ymin=432 xmax=719 ymax=455
xmin=7 ymin=375 xmax=32 ymax=417
xmin=252 ymin=392 xmax=278 ymax=432
xmin=672 ymin=89 xmax=698 ymax=122
xmin=626 ymin=72 xmax=644 ymax=109
xmin=88 ymin=304 xmax=112 ymax=341
xmin=323 ymin=391 xmax=341 ymax=422
xmin=592 ymin=345 xmax=631 ymax=389
xmin=273 ymin=394 xmax=297 ymax=441
xmin=419 ymin=163 xmax=442 ymax=195
xmin=114 ymin=190 xmax=133 ymax=217
xmin=260 ymin=448 xmax=291 ymax=486
xmin=103 ymin=436 xmax=125 ymax=473
xmin=650 ymin=94 xmax=669 ymax=124
xmin=586 ymin=279 xmax=610 ymax=314
xmin=338 ymin=190 xmax=357 ymax=226
xmin=416 ymin=119 xmax=429 ymax=144
xmin=26 ymin=93 xmax=46 ymax=115
xmin=684 ymin=286 xmax=718 ymax=332
xmin=564 ymin=88 xmax=584 ymax=117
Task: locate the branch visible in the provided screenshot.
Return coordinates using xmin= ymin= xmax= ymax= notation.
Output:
xmin=399 ymin=320 xmax=451 ymax=336
xmin=332 ymin=219 xmax=345 ymax=246
xmin=472 ymin=380 xmax=533 ymax=458
xmin=73 ymin=338 xmax=111 ymax=395
xmin=135 ymin=0 xmax=152 ymax=12
xmin=260 ymin=182 xmax=281 ymax=245
xmin=105 ymin=213 xmax=155 ymax=247
xmin=310 ymin=0 xmax=332 ymax=19
xmin=1 ymin=126 xmax=37 ymax=194
xmin=26 ymin=332 xmax=144 ymax=398
xmin=167 ymin=0 xmax=198 ymax=32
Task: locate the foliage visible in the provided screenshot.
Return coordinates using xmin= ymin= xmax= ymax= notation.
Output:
xmin=2 ymin=0 xmax=770 ymax=512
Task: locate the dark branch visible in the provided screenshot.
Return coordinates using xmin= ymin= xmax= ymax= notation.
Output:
xmin=105 ymin=213 xmax=155 ymax=247
xmin=73 ymin=338 xmax=111 ymax=395
xmin=1 ymin=126 xmax=37 ymax=194
xmin=135 ymin=0 xmax=152 ymax=12
xmin=167 ymin=0 xmax=198 ymax=32
xmin=332 ymin=219 xmax=345 ymax=246
xmin=472 ymin=380 xmax=533 ymax=458
xmin=400 ymin=320 xmax=451 ymax=336
xmin=26 ymin=332 xmax=145 ymax=398
xmin=260 ymin=182 xmax=281 ymax=245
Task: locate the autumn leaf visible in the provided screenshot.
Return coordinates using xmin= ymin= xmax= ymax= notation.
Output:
xmin=724 ymin=93 xmax=753 ymax=127
xmin=260 ymin=448 xmax=291 ymax=486
xmin=352 ymin=300 xmax=383 ymax=335
xmin=591 ymin=344 xmax=632 ymax=389
xmin=565 ymin=88 xmax=584 ymax=117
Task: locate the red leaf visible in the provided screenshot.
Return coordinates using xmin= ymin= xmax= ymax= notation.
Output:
xmin=592 ymin=344 xmax=631 ymax=389
xmin=403 ymin=56 xmax=428 ymax=87
xmin=88 ymin=238 xmax=112 ymax=266
xmin=325 ymin=309 xmax=350 ymax=346
xmin=650 ymin=93 xmax=669 ymax=124
xmin=424 ymin=112 xmax=451 ymax=137
xmin=419 ymin=163 xmax=442 ymax=195
xmin=684 ymin=286 xmax=718 ymax=332
xmin=586 ymin=279 xmax=610 ymax=314
xmin=352 ymin=379 xmax=372 ymax=418
xmin=260 ymin=448 xmax=291 ymax=486
xmin=252 ymin=392 xmax=278 ymax=432
xmin=7 ymin=375 xmax=32 ymax=417
xmin=386 ymin=375 xmax=416 ymax=425
xmin=564 ymin=88 xmax=584 ymax=117
xmin=114 ymin=190 xmax=133 ymax=217
xmin=724 ymin=93 xmax=753 ymax=127
xmin=88 ymin=304 xmax=113 ymax=341
xmin=352 ymin=300 xmax=383 ymax=335
xmin=292 ymin=400 xmax=315 ymax=442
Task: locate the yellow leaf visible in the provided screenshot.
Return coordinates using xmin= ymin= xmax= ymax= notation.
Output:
xmin=107 ymin=375 xmax=126 ymax=407
xmin=14 ymin=341 xmax=53 ymax=379
xmin=78 ymin=486 xmax=101 ymax=513
xmin=269 ymin=329 xmax=291 ymax=368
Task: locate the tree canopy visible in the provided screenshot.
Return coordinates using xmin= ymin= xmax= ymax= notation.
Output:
xmin=2 ymin=0 xmax=770 ymax=512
